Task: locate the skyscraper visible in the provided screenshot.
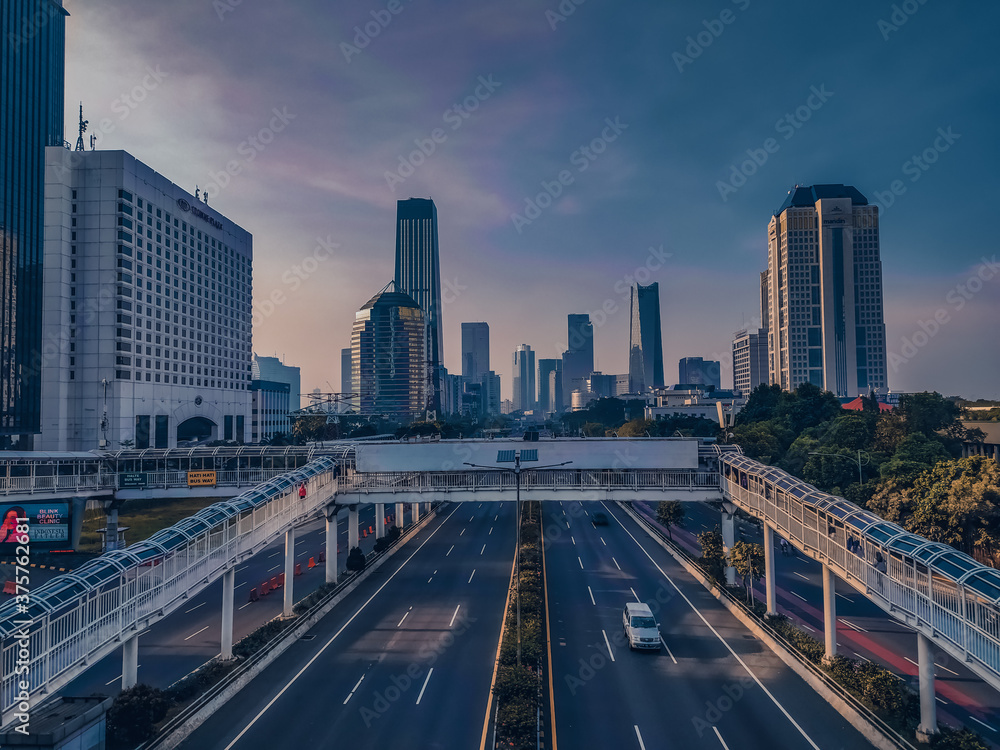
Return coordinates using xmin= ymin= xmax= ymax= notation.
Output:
xmin=628 ymin=282 xmax=664 ymax=392
xmin=394 ymin=198 xmax=443 ymax=414
xmin=251 ymin=355 xmax=300 ymax=442
xmin=537 ymin=358 xmax=563 ymax=414
xmin=765 ymin=184 xmax=888 ymax=397
xmin=562 ymin=314 xmax=593 ymax=399
xmin=340 ymin=347 xmax=353 ymax=412
xmin=461 ymin=322 xmax=490 ymax=381
xmin=1 ymin=0 xmax=66 ymax=448
xmin=678 ymin=357 xmax=721 ymax=390
xmin=512 ymin=344 xmax=535 ymax=413
xmin=732 ymin=329 xmax=769 ymax=396
xmin=352 ymin=282 xmax=427 ymax=418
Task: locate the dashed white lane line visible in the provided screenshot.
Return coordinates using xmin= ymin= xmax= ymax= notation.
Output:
xmin=397 ymin=607 xmax=412 ymax=628
xmin=446 ymin=545 xmax=454 ymax=557
xmin=935 ymin=661 xmax=959 ymax=676
xmin=235 ymin=581 xmax=248 ymax=589
xmin=630 ymin=588 xmax=640 ymax=602
xmin=634 ymin=725 xmax=646 ymax=750
xmin=571 ymin=536 xmax=576 ymax=546
xmin=578 ymin=557 xmax=584 ymax=569
xmin=489 ymin=527 xmax=493 ymax=535
xmin=106 ymin=667 xmax=141 ymax=686
xmin=713 ymin=726 xmax=731 ymax=749
xmin=460 ymin=528 xmax=466 ymax=536
xmin=268 ymin=564 xmax=281 ymax=573
xmin=602 ymin=629 xmax=616 ymax=662
xmin=239 ymin=601 xmax=253 ymax=610
xmin=450 ymin=604 xmax=462 ymax=627
xmin=468 ymin=569 xmax=476 ymax=584
xmin=480 ymin=544 xmax=486 ymax=555
xmin=185 ymin=602 xmax=207 ymax=614
xmin=612 ymin=557 xmax=621 ymax=571
xmin=415 ymin=668 xmax=434 ymax=705
xmin=184 ymin=625 xmax=209 ymax=641
xmin=343 ymin=675 xmax=365 ymax=704
xmin=661 ymin=637 xmax=678 ymax=664
xmin=970 ymin=716 xmax=997 ymax=733
xmin=600 ymin=537 xmax=607 ymax=546
xmin=791 ymin=591 xmax=808 ymax=601
xmin=588 ymin=586 xmax=595 ymax=606
xmin=793 ymin=572 xmax=810 ymax=581
xmin=836 ymin=593 xmax=854 ymax=604
xmin=839 ymin=618 xmax=867 ymax=633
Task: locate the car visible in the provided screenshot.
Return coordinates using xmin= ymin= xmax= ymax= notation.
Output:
xmin=592 ymin=512 xmax=609 ymax=526
xmin=623 ymin=602 xmax=661 ymax=651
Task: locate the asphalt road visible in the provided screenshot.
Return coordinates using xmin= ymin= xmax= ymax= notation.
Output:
xmin=545 ymin=499 xmax=875 ymax=750
xmin=176 ymin=501 xmax=516 ymax=750
xmin=645 ymin=499 xmax=1000 ymax=741
xmin=62 ymin=503 xmax=401 ymax=697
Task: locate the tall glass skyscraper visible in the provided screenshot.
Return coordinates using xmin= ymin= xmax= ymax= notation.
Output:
xmin=512 ymin=344 xmax=535 ymax=413
xmin=1 ymin=0 xmax=67 ymax=447
xmin=562 ymin=313 xmax=593 ymax=399
xmin=628 ymin=282 xmax=664 ymax=392
xmin=461 ymin=321 xmax=489 ymax=381
xmin=394 ymin=198 xmax=443 ymax=414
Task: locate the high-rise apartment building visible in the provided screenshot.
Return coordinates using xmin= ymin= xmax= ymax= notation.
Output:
xmin=732 ymin=330 xmax=768 ymax=395
xmin=352 ymin=282 xmax=426 ymax=418
xmin=251 ymin=354 xmax=300 ymax=442
xmin=628 ymin=282 xmax=664 ymax=392
xmin=512 ymin=344 xmax=535 ymax=413
xmin=340 ymin=347 xmax=353 ymax=412
xmin=394 ymin=198 xmax=443 ymax=413
xmin=41 ymin=148 xmax=253 ymax=450
xmin=537 ymin=358 xmax=563 ymax=414
xmin=461 ymin=322 xmax=490 ymax=381
xmin=678 ymin=357 xmax=721 ymax=389
xmin=481 ymin=371 xmax=501 ymax=416
xmin=562 ymin=314 xmax=593 ymax=399
xmin=1 ymin=0 xmax=67 ymax=448
xmin=765 ymin=184 xmax=888 ymax=396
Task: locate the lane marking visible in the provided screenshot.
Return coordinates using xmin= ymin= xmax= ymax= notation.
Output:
xmin=238 ymin=601 xmax=253 ymax=611
xmin=494 ymin=515 xmax=499 ymax=522
xmin=793 ymin=572 xmax=810 ymax=581
xmin=489 ymin=527 xmax=493 ymax=535
xmin=661 ymin=637 xmax=678 ymax=664
xmin=460 ymin=529 xmax=466 ymax=536
xmin=268 ymin=564 xmax=281 ymax=573
xmin=970 ymin=716 xmax=997 ymax=733
xmin=603 ymin=629 xmax=615 ymax=662
xmin=839 ymin=618 xmax=867 ymax=633
xmin=791 ymin=591 xmax=808 ymax=601
xmin=588 ymin=586 xmax=595 ymax=606
xmin=235 ymin=581 xmax=247 ymax=589
xmin=578 ymin=557 xmax=584 ymax=569
xmin=612 ymin=557 xmax=621 ymax=571
xmin=236 ymin=566 xmax=248 ymax=573
xmin=397 ymin=607 xmax=412 ymax=627
xmin=481 ymin=544 xmax=487 ymax=555
xmin=184 ymin=625 xmax=209 ymax=641
xmin=470 ymin=516 xmax=475 ymax=522
xmin=450 ymin=604 xmax=462 ymax=628
xmin=905 ymin=656 xmax=918 ymax=668
xmin=600 ymin=537 xmax=607 ymax=546
xmin=935 ymin=661 xmax=959 ymax=676
xmin=571 ymin=536 xmax=576 ymax=546
xmin=446 ymin=545 xmax=454 ymax=557
xmin=185 ymin=602 xmax=207 ymax=614
xmin=222 ymin=504 xmax=460 ymax=750
xmin=468 ymin=569 xmax=476 ymax=584
xmin=936 ymin=696 xmax=948 ymax=705
xmin=836 ymin=593 xmax=854 ymax=604
xmin=343 ymin=675 xmax=365 ymax=704
xmin=415 ymin=667 xmax=434 ymax=705
xmin=630 ymin=588 xmax=640 ymax=602
xmin=634 ymin=725 xmax=646 ymax=750
xmin=713 ymin=726 xmax=731 ymax=749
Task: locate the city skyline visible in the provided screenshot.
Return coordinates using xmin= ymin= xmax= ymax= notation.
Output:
xmin=59 ymin=1 xmax=1000 ymax=401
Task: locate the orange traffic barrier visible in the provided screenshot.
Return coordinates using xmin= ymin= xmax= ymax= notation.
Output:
xmin=260 ymin=581 xmax=270 ymax=596
xmin=2 ymin=581 xmax=16 ymax=595
xmin=270 ymin=576 xmax=279 ymax=590
xmin=278 ymin=573 xmax=285 ymax=587
xmin=248 ymin=587 xmax=258 ymax=602
xmin=369 ymin=525 xmax=374 ymax=534
xmin=362 ymin=529 xmax=368 ymax=538
xmin=318 ymin=550 xmax=326 ymax=563
xmin=307 ymin=557 xmax=316 ymax=569
xmin=294 ymin=563 xmax=302 ymax=576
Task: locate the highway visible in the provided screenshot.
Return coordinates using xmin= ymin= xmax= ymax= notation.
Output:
xmin=640 ymin=499 xmax=1000 ymax=740
xmin=62 ymin=503 xmax=399 ymax=697
xmin=545 ymin=500 xmax=874 ymax=749
xmin=176 ymin=501 xmax=515 ymax=750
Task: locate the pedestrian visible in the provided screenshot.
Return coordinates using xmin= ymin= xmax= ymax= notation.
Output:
xmin=780 ymin=538 xmax=788 ymax=556
xmin=299 ymin=482 xmax=307 ymax=499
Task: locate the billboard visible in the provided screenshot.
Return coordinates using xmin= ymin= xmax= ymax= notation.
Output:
xmin=0 ymin=503 xmax=70 ymax=549
xmin=187 ymin=471 xmax=217 ymax=487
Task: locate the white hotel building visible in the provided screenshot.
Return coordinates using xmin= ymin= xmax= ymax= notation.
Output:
xmin=40 ymin=148 xmax=253 ymax=450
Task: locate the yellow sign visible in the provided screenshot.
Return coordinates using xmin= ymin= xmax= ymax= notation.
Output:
xmin=187 ymin=471 xmax=217 ymax=487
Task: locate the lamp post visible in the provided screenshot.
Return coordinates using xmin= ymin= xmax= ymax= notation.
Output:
xmin=465 ymin=454 xmax=571 ymax=666
xmin=808 ymin=450 xmax=870 ymax=486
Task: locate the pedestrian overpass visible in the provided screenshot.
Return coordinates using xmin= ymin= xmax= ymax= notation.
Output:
xmin=2 ymin=437 xmax=997 ymax=741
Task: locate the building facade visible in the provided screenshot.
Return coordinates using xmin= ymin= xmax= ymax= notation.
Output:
xmin=562 ymin=314 xmax=593 ymax=399
xmin=461 ymin=321 xmax=489 ymax=381
xmin=251 ymin=354 xmax=300 ymax=442
xmin=394 ymin=198 xmax=443 ymax=413
xmin=765 ymin=184 xmax=888 ymax=397
xmin=1 ymin=0 xmax=67 ymax=448
xmin=732 ymin=329 xmax=769 ymax=396
xmin=481 ymin=370 xmax=501 ymax=416
xmin=678 ymin=357 xmax=721 ymax=390
xmin=512 ymin=344 xmax=535 ymax=413
xmin=537 ymin=358 xmax=563 ymax=415
xmin=340 ymin=346 xmax=353 ymax=412
xmin=352 ymin=282 xmax=426 ymax=419
xmin=628 ymin=282 xmax=664 ymax=392
xmin=40 ymin=148 xmax=253 ymax=450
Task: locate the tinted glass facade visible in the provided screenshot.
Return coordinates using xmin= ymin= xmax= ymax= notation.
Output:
xmin=628 ymin=282 xmax=664 ymax=392
xmin=1 ymin=0 xmax=66 ymax=446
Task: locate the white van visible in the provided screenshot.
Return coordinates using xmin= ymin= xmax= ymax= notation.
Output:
xmin=622 ymin=602 xmax=661 ymax=651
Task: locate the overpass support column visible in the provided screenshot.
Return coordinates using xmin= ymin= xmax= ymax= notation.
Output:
xmin=396 ymin=502 xmax=405 ymax=529
xmin=122 ymin=633 xmax=138 ymax=690
xmin=104 ymin=499 xmax=123 ymax=552
xmin=375 ymin=503 xmax=385 ymax=539
xmin=413 ymin=503 xmax=420 ymax=523
xmin=221 ymin=567 xmax=235 ymax=659
xmin=916 ymin=633 xmax=939 ymax=742
xmin=425 ymin=501 xmax=431 ymax=515
xmin=763 ymin=523 xmax=777 ymax=616
xmin=325 ymin=508 xmax=338 ymax=585
xmin=283 ymin=526 xmax=295 ymax=618
xmin=721 ymin=502 xmax=737 ymax=586
xmin=348 ymin=507 xmax=359 ymax=550
xmin=822 ymin=564 xmax=837 ymax=661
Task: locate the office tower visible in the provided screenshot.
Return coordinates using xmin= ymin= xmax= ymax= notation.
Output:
xmin=352 ymin=282 xmax=426 ymax=418
xmin=251 ymin=355 xmax=300 ymax=442
xmin=341 ymin=347 xmax=352 ymax=412
xmin=628 ymin=282 xmax=664 ymax=392
xmin=765 ymin=184 xmax=887 ymax=396
xmin=512 ymin=344 xmax=535 ymax=413
xmin=588 ymin=372 xmax=615 ymax=399
xmin=678 ymin=357 xmax=721 ymax=389
xmin=394 ymin=198 xmax=443 ymax=414
xmin=732 ymin=330 xmax=769 ymax=396
xmin=461 ymin=322 xmax=490 ymax=381
xmin=481 ymin=371 xmax=501 ymax=416
xmin=562 ymin=314 xmax=593 ymax=399
xmin=1 ymin=0 xmax=66 ymax=448
xmin=538 ymin=358 xmax=563 ymax=414
xmin=40 ymin=148 xmax=253 ymax=450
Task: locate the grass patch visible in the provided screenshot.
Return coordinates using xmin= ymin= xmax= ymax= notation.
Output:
xmin=80 ymin=496 xmax=220 ymax=553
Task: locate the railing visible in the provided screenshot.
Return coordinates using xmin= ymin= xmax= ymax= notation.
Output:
xmin=0 ymin=473 xmax=111 ymax=496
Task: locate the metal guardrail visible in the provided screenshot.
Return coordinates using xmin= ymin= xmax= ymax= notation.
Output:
xmin=341 ymin=469 xmax=721 ymax=493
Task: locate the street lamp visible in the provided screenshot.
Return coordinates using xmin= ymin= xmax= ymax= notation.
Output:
xmin=464 ymin=452 xmax=572 ymax=666
xmin=808 ymin=450 xmax=870 ymax=485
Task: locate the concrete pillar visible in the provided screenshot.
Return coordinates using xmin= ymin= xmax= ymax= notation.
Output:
xmin=396 ymin=502 xmax=405 ymax=529
xmin=348 ymin=506 xmax=359 ymax=550
xmin=221 ymin=567 xmax=235 ymax=659
xmin=822 ymin=564 xmax=837 ymax=660
xmin=375 ymin=503 xmax=385 ymax=539
xmin=105 ymin=501 xmax=121 ymax=552
xmin=325 ymin=509 xmax=338 ymax=585
xmin=916 ymin=632 xmax=938 ymax=741
xmin=763 ymin=523 xmax=777 ymax=616
xmin=721 ymin=502 xmax=736 ymax=586
xmin=283 ymin=526 xmax=295 ymax=618
xmin=425 ymin=501 xmax=431 ymax=515
xmin=994 ymin=444 xmax=999 ymax=463
xmin=412 ymin=502 xmax=420 ymax=524
xmin=122 ymin=633 xmax=138 ymax=690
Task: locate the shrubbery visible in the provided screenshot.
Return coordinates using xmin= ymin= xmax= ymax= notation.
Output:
xmin=346 ymin=545 xmax=366 ymax=571
xmin=106 ymin=685 xmax=171 ymax=750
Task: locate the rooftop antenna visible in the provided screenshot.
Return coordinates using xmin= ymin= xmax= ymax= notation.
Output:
xmin=75 ymin=103 xmax=89 ymax=152
xmin=195 ymin=186 xmax=201 ymax=201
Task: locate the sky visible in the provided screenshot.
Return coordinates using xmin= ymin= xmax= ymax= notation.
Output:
xmin=62 ymin=0 xmax=1000 ymax=402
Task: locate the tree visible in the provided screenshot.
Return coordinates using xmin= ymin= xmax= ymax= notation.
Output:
xmin=618 ymin=418 xmax=653 ymax=437
xmin=106 ymin=684 xmax=171 ymax=750
xmin=656 ymin=501 xmax=685 ymax=539
xmin=346 ymin=546 xmax=366 ymax=572
xmin=729 ymin=541 xmax=765 ymax=604
xmin=697 ymin=527 xmax=725 ymax=582
xmin=731 ymin=420 xmax=793 ymax=464
xmin=735 ymin=383 xmax=784 ymax=426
